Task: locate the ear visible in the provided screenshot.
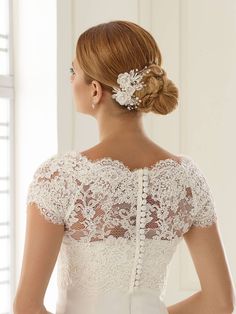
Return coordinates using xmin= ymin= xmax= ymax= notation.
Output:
xmin=91 ymin=80 xmax=103 ymax=105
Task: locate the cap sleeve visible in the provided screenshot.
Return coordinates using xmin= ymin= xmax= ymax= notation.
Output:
xmin=26 ymin=154 xmax=72 ymax=225
xmin=187 ymin=158 xmax=218 ymax=228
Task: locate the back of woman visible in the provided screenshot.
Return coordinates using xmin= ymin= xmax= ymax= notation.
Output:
xmin=13 ymin=20 xmax=235 ymax=314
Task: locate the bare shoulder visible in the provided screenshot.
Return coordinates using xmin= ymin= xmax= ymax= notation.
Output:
xmin=80 ymin=144 xmax=103 ymax=159
xmin=80 ymin=142 xmax=181 ymax=165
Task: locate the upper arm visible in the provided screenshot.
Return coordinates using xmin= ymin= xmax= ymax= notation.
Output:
xmin=184 ymin=222 xmax=235 ymax=310
xmin=183 ymin=159 xmax=235 ymax=310
xmin=14 ymin=154 xmax=73 ymax=310
xmin=14 ymin=203 xmax=64 ymax=311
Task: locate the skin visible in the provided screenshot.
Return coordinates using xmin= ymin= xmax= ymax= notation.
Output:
xmin=13 ymin=57 xmax=236 ymax=313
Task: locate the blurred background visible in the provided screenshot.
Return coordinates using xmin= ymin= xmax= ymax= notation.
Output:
xmin=0 ymin=0 xmax=236 ymax=313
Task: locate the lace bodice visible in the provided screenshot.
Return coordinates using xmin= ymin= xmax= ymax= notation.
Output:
xmin=26 ymin=151 xmax=218 ymax=314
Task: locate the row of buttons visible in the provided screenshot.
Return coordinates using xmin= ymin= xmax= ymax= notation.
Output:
xmin=134 ymin=168 xmax=148 ymax=287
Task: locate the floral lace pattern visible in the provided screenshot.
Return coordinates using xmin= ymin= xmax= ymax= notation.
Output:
xmin=56 ymin=236 xmax=181 ymax=298
xmin=26 ymin=150 xmax=217 ymax=298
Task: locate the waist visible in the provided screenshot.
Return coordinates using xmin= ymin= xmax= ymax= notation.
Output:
xmin=56 ymin=287 xmax=169 ymax=314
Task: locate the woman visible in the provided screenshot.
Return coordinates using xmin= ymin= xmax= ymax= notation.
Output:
xmin=13 ymin=20 xmax=235 ymax=314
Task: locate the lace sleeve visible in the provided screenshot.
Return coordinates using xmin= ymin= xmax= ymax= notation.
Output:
xmin=188 ymin=159 xmax=218 ymax=228
xmin=26 ymin=154 xmax=72 ymax=225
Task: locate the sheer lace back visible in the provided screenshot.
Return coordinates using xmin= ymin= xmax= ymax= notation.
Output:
xmin=26 ymin=150 xmax=218 ymax=301
xmin=27 ymin=151 xmax=217 ymax=243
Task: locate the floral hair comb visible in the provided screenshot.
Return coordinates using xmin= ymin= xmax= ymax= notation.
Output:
xmin=111 ymin=65 xmax=152 ymax=110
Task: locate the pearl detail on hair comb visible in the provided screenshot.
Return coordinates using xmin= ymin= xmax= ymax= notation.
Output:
xmin=111 ymin=65 xmax=151 ymax=110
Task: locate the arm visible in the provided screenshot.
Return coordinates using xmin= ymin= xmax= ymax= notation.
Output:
xmin=167 ymin=222 xmax=235 ymax=314
xmin=13 ymin=202 xmax=64 ymax=314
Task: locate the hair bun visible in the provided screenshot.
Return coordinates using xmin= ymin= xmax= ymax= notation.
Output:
xmin=135 ymin=63 xmax=179 ymax=115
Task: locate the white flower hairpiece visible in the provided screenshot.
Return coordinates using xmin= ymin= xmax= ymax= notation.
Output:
xmin=111 ymin=65 xmax=151 ymax=110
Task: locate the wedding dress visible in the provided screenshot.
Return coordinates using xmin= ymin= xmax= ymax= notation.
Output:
xmin=26 ymin=150 xmax=217 ymax=314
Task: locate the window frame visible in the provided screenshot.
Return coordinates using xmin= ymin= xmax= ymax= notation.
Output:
xmin=0 ymin=0 xmax=16 ymax=312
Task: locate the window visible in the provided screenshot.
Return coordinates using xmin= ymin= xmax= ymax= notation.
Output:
xmin=0 ymin=0 xmax=15 ymax=313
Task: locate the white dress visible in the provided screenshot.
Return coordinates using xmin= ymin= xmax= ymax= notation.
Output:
xmin=26 ymin=151 xmax=218 ymax=314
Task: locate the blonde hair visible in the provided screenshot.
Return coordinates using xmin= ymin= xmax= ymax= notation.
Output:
xmin=76 ymin=20 xmax=179 ymax=115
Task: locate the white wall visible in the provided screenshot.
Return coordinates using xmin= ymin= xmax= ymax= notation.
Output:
xmin=164 ymin=0 xmax=236 ymax=304
xmin=13 ymin=0 xmax=57 ymax=311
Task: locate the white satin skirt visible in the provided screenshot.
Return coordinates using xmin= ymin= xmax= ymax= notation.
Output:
xmin=56 ymin=287 xmax=169 ymax=314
